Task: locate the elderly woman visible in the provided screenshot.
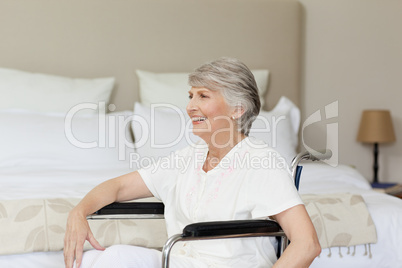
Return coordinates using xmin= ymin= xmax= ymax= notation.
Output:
xmin=64 ymin=58 xmax=321 ymax=268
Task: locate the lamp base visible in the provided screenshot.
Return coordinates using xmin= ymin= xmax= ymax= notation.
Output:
xmin=373 ymin=143 xmax=379 ymax=184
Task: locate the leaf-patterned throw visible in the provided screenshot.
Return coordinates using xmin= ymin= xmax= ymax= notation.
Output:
xmin=302 ymin=194 xmax=377 ymax=257
xmin=0 ymin=198 xmax=167 ymax=255
xmin=0 ymin=194 xmax=377 ymax=256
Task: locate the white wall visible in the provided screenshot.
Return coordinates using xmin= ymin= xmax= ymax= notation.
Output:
xmin=298 ymin=0 xmax=402 ymax=183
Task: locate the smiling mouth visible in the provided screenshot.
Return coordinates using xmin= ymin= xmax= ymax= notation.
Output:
xmin=192 ymin=117 xmax=207 ymax=122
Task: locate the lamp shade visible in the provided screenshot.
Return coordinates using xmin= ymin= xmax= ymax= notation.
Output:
xmin=357 ymin=110 xmax=396 ymax=143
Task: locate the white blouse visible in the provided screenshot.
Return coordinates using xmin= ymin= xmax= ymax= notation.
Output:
xmin=139 ymin=137 xmax=302 ymax=267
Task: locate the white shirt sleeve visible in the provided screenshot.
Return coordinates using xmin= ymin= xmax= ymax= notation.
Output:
xmin=138 ymin=153 xmax=181 ymax=202
xmin=247 ymin=162 xmax=303 ymax=218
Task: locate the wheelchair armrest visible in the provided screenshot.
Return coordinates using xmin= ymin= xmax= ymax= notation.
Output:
xmin=95 ymin=202 xmax=165 ymax=215
xmin=182 ymin=219 xmax=282 ymax=238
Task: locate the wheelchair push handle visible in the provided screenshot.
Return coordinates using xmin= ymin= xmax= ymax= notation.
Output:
xmin=291 ymin=150 xmax=332 ymax=189
xmin=291 ymin=149 xmax=332 ymax=169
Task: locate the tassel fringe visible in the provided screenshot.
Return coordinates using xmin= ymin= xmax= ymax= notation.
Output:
xmin=322 ymin=244 xmax=372 ymax=258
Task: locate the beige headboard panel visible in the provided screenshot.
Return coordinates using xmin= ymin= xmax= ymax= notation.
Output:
xmin=0 ymin=0 xmax=301 ymax=111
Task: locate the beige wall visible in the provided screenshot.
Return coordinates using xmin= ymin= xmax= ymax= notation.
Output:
xmin=298 ymin=0 xmax=402 ymax=183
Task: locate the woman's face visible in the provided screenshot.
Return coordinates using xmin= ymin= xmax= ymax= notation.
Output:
xmin=187 ymin=87 xmax=235 ymax=145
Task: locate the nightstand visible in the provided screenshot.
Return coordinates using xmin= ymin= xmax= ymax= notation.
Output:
xmin=371 ymin=182 xmax=402 ymax=198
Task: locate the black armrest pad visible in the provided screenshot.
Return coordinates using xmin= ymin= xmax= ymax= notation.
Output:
xmin=95 ymin=202 xmax=164 ymax=215
xmin=183 ymin=219 xmax=281 ymax=238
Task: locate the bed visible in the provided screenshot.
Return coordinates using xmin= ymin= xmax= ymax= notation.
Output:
xmin=0 ymin=0 xmax=401 ymax=267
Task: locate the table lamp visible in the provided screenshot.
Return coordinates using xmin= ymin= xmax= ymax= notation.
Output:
xmin=357 ymin=110 xmax=396 ymax=184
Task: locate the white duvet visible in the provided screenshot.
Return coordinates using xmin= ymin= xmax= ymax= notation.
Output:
xmin=0 ymin=164 xmax=132 ymax=268
xmin=0 ymin=164 xmax=134 ymax=201
xmin=299 ymin=163 xmax=402 ymax=268
xmin=1 ymin=163 xmax=402 ymax=268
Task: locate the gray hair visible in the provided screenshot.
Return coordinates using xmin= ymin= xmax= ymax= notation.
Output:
xmin=188 ymin=57 xmax=261 ymax=135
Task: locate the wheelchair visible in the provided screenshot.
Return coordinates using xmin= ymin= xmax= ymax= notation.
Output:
xmin=88 ymin=150 xmax=332 ymax=268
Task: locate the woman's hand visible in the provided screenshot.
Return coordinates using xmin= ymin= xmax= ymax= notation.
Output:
xmin=63 ymin=171 xmax=153 ymax=267
xmin=64 ymin=208 xmax=105 ymax=268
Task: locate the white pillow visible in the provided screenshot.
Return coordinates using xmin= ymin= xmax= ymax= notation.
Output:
xmin=0 ymin=67 xmax=115 ymax=115
xmin=248 ymin=96 xmax=300 ymax=164
xmin=136 ymin=69 xmax=269 ymax=108
xmin=298 ymin=162 xmax=371 ymax=193
xmin=132 ymin=96 xmax=299 ymax=164
xmin=0 ymin=110 xmax=134 ymax=168
xmin=131 ymin=102 xmax=201 ymax=162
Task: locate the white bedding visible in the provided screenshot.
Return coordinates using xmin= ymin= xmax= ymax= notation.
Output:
xmin=1 ymin=163 xmax=402 ymax=268
xmin=299 ymin=163 xmax=402 ymax=268
xmin=0 ymin=164 xmax=135 ymax=268
xmin=0 ymin=165 xmax=134 ymax=201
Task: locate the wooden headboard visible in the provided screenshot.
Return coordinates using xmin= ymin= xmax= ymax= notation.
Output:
xmin=0 ymin=0 xmax=301 ymax=111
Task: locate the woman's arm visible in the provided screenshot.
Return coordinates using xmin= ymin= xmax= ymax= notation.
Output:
xmin=63 ymin=171 xmax=153 ymax=268
xmin=273 ymin=204 xmax=321 ymax=268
